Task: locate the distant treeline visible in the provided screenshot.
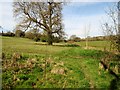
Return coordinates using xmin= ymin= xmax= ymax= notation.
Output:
xmin=0 ymin=30 xmax=115 ymax=42
xmin=0 ymin=31 xmax=15 ymax=37
xmin=68 ymin=35 xmax=114 ymax=42
xmin=83 ymin=36 xmax=111 ymax=41
xmin=0 ymin=30 xmax=65 ymax=43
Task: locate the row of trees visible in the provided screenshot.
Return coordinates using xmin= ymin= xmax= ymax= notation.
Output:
xmin=1 ymin=30 xmax=116 ymax=42
xmin=0 ymin=31 xmax=15 ymax=37
xmin=1 ymin=30 xmax=63 ymax=43
xmin=68 ymin=35 xmax=115 ymax=42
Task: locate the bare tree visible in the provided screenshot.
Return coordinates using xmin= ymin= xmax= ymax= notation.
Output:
xmin=84 ymin=23 xmax=90 ymax=49
xmin=101 ymin=2 xmax=120 ymax=53
xmin=100 ymin=2 xmax=120 ymax=79
xmin=13 ymin=1 xmax=65 ymax=45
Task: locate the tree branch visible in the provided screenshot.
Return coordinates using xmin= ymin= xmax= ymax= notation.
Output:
xmin=23 ymin=6 xmax=49 ymax=31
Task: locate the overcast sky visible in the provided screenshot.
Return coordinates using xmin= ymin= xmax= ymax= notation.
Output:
xmin=0 ymin=1 xmax=117 ymax=38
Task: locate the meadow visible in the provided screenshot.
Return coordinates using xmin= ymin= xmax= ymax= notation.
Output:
xmin=75 ymin=40 xmax=110 ymax=51
xmin=1 ymin=36 xmax=119 ymax=88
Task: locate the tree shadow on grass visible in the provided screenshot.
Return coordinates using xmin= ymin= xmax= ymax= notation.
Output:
xmin=53 ymin=44 xmax=80 ymax=47
xmin=35 ymin=43 xmax=80 ymax=47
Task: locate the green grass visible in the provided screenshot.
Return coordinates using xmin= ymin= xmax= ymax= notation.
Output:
xmin=2 ymin=36 xmax=71 ymax=55
xmin=1 ymin=36 xmax=117 ymax=88
xmin=75 ymin=41 xmax=110 ymax=50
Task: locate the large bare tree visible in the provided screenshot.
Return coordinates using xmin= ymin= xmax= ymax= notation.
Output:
xmin=13 ymin=1 xmax=64 ymax=45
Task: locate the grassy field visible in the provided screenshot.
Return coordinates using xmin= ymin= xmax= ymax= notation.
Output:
xmin=75 ymin=41 xmax=111 ymax=51
xmin=1 ymin=36 xmax=119 ymax=88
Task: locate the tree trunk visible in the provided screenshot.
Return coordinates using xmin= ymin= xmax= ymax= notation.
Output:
xmin=47 ymin=32 xmax=53 ymax=45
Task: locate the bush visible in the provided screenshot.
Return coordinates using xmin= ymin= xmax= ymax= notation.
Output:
xmin=2 ymin=52 xmax=5 ymax=59
xmin=65 ymin=44 xmax=79 ymax=47
xmin=53 ymin=36 xmax=60 ymax=43
xmin=25 ymin=31 xmax=35 ymax=39
xmin=15 ymin=30 xmax=25 ymax=37
xmin=33 ymin=37 xmax=40 ymax=42
xmin=2 ymin=31 xmax=15 ymax=37
xmin=25 ymin=31 xmax=41 ymax=42
xmin=41 ymin=36 xmax=47 ymax=42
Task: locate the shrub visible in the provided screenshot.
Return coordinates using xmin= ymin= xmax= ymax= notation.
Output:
xmin=41 ymin=36 xmax=47 ymax=42
xmin=65 ymin=44 xmax=79 ymax=47
xmin=2 ymin=52 xmax=5 ymax=59
xmin=33 ymin=37 xmax=40 ymax=42
xmin=25 ymin=31 xmax=35 ymax=39
xmin=53 ymin=36 xmax=60 ymax=43
xmin=2 ymin=31 xmax=15 ymax=37
xmin=15 ymin=30 xmax=25 ymax=37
